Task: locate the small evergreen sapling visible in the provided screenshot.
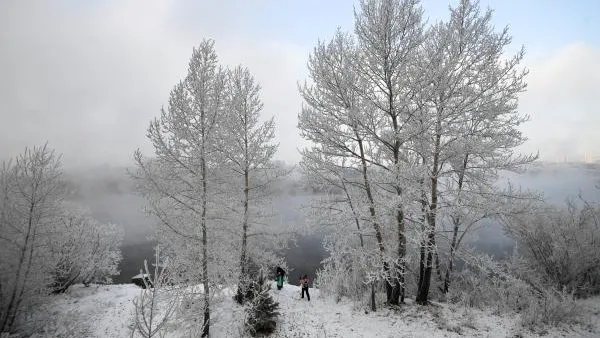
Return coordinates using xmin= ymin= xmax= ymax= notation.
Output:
xmin=245 ymin=280 xmax=280 ymax=336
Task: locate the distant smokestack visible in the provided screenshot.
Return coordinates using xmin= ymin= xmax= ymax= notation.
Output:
xmin=557 ymin=154 xmax=568 ymax=163
xmin=584 ymin=153 xmax=594 ymax=163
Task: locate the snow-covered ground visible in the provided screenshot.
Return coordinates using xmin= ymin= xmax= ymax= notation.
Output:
xmin=25 ymin=284 xmax=141 ymax=338
xmin=23 ymin=283 xmax=600 ymax=338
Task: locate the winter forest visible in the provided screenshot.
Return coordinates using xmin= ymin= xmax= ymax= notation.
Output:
xmin=1 ymin=0 xmax=600 ymax=337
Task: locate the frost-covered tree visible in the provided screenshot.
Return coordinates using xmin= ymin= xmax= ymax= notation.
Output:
xmin=300 ymin=0 xmax=427 ymax=306
xmin=217 ymin=65 xmax=287 ymax=304
xmin=132 ymin=39 xmax=228 ymax=337
xmin=0 ymin=145 xmax=65 ymax=332
xmin=299 ymin=30 xmax=385 ymax=309
xmin=0 ymin=145 xmax=124 ymax=332
xmin=301 ymin=0 xmax=426 ymax=306
xmin=132 ymin=39 xmax=286 ymax=335
xmin=301 ymin=0 xmax=538 ymax=308
xmin=353 ymin=0 xmax=426 ymax=304
xmin=412 ymin=0 xmax=535 ymax=304
xmin=47 ymin=206 xmax=123 ymax=293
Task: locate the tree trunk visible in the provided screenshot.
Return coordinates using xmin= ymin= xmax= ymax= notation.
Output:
xmin=370 ymin=282 xmax=376 ymax=312
xmin=434 ymin=249 xmax=443 ymax=290
xmin=343 ymin=183 xmax=364 ymax=249
xmin=417 ymin=207 xmax=436 ymax=305
xmin=390 ymin=111 xmax=405 ymax=306
xmin=417 ymin=235 xmax=426 ymax=295
xmin=2 ymin=200 xmax=35 ymax=331
xmin=443 ymin=220 xmax=460 ymax=294
xmin=357 ymin=137 xmax=390 ymax=305
xmin=201 ymin=183 xmax=210 ymax=337
xmin=416 ymin=235 xmax=435 ymax=305
xmin=416 ymin=130 xmax=441 ymax=305
xmin=236 ymin=167 xmax=250 ymax=304
xmin=388 ymin=206 xmax=405 ymax=305
xmin=343 ymin=179 xmax=373 ymax=311
xmin=442 ymin=154 xmax=469 ymax=294
xmin=200 ymin=114 xmax=210 ymax=338
xmin=417 ymin=177 xmax=428 ymax=300
xmin=395 ymin=207 xmax=406 ymax=304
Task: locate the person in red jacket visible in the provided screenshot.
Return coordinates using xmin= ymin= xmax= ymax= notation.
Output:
xmin=299 ymin=274 xmax=310 ymax=301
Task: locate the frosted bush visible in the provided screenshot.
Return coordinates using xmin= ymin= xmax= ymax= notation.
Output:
xmin=520 ymin=288 xmax=584 ymax=330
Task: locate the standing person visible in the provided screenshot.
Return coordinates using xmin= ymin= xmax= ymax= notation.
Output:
xmin=299 ymin=274 xmax=310 ymax=301
xmin=276 ymin=266 xmax=285 ymax=290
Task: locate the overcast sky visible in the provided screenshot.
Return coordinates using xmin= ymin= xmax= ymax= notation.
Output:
xmin=1 ymin=0 xmax=599 ymax=169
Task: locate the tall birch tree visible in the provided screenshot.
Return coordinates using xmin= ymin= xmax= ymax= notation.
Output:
xmin=353 ymin=0 xmax=425 ymax=304
xmin=132 ymin=39 xmax=227 ymax=337
xmin=413 ymin=0 xmax=535 ymax=304
xmin=299 ymin=29 xmax=388 ymax=308
xmin=218 ymin=65 xmax=282 ymax=304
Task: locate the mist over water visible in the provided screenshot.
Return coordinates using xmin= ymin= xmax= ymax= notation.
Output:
xmin=504 ymin=162 xmax=600 ymax=204
xmin=65 ymin=162 xmax=600 ymax=285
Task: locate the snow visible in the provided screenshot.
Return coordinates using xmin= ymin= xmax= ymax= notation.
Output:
xmin=29 ymin=283 xmax=600 ymax=338
xmin=268 ymin=285 xmax=518 ymax=338
xmin=22 ymin=284 xmax=141 ymax=338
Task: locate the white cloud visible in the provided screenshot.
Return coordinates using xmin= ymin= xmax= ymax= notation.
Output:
xmin=0 ymin=0 xmax=308 ymax=168
xmin=519 ymin=42 xmax=600 ymax=161
xmin=1 ymin=1 xmax=597 ymax=168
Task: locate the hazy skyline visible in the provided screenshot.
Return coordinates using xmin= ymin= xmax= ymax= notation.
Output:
xmin=1 ymin=0 xmax=599 ymax=168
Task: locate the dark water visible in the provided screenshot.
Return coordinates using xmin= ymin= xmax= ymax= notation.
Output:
xmin=117 ymin=242 xmax=157 ymax=283
xmin=112 ymin=191 xmax=328 ymax=285
xmin=282 ymin=234 xmax=327 ymax=286
xmin=115 ymin=234 xmax=327 ymax=285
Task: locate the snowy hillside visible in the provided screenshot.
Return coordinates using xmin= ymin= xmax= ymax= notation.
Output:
xmin=19 ymin=283 xmax=600 ymax=338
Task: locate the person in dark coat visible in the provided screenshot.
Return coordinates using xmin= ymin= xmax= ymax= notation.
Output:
xmin=299 ymin=274 xmax=310 ymax=301
xmin=276 ymin=266 xmax=285 ymax=290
